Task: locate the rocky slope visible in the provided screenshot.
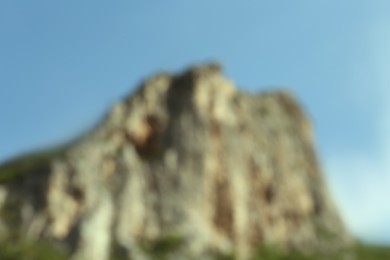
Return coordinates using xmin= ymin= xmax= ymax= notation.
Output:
xmin=0 ymin=64 xmax=352 ymax=259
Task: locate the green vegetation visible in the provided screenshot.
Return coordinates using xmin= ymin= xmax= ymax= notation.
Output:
xmin=214 ymin=251 xmax=236 ymax=260
xmin=352 ymin=243 xmax=390 ymax=259
xmin=0 ymin=145 xmax=68 ymax=260
xmin=250 ymin=242 xmax=390 ymax=260
xmin=0 ymin=125 xmax=91 ymax=184
xmin=2 ymin=236 xmax=390 ymax=260
xmin=0 ymin=145 xmax=67 ymax=184
xmin=139 ymin=234 xmax=184 ymax=259
xmin=251 ymin=243 xmax=339 ymax=260
xmin=110 ymin=240 xmax=390 ymax=260
xmin=0 ymin=234 xmax=69 ymax=260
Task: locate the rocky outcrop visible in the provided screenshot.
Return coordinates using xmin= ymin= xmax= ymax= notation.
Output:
xmin=0 ymin=64 xmax=351 ymax=259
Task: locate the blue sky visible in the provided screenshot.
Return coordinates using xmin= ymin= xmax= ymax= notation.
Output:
xmin=1 ymin=1 xmax=390 ymax=244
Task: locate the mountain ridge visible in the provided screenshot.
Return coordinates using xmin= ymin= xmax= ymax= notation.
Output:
xmin=0 ymin=63 xmax=364 ymax=259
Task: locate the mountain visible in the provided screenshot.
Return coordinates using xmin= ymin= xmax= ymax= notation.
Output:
xmin=0 ymin=63 xmax=386 ymax=259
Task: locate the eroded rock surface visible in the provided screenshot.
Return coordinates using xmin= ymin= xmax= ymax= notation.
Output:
xmin=0 ymin=64 xmax=351 ymax=259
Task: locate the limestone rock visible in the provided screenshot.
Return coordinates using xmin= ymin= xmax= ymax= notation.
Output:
xmin=0 ymin=63 xmax=352 ymax=259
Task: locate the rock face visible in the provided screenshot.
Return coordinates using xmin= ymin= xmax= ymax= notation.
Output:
xmin=0 ymin=64 xmax=351 ymax=259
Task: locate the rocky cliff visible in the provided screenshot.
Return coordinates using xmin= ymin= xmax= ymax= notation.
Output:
xmin=0 ymin=64 xmax=352 ymax=259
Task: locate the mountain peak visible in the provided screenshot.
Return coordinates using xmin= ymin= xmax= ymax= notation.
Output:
xmin=0 ymin=63 xmax=352 ymax=259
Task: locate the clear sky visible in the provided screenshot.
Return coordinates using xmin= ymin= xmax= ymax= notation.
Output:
xmin=1 ymin=0 xmax=390 ymax=244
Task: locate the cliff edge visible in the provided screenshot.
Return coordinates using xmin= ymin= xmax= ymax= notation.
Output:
xmin=0 ymin=64 xmax=352 ymax=259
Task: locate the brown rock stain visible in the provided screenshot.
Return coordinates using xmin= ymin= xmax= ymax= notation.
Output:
xmin=213 ymin=174 xmax=234 ymax=240
xmin=211 ymin=121 xmax=235 ymax=240
xmin=126 ymin=114 xmax=163 ymax=159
